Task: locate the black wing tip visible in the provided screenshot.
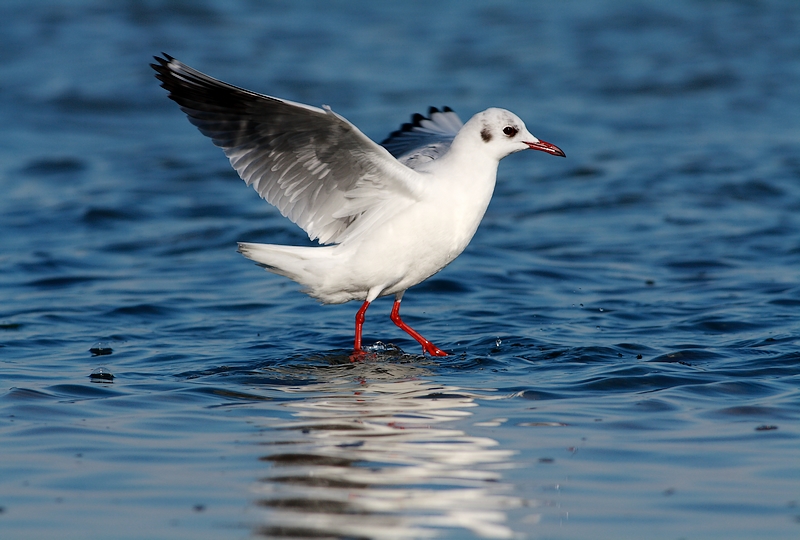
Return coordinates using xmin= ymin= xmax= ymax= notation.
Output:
xmin=150 ymin=53 xmax=179 ymax=87
xmin=412 ymin=106 xmax=455 ymax=125
xmin=426 ymin=106 xmax=454 ymax=115
xmin=150 ymin=53 xmax=173 ymax=70
xmin=427 ymin=105 xmax=454 ymax=115
xmin=380 ymin=106 xmax=457 ymax=145
xmin=150 ymin=54 xmax=228 ymax=102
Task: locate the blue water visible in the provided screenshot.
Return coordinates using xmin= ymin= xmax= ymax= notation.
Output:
xmin=2 ymin=1 xmax=799 ymax=538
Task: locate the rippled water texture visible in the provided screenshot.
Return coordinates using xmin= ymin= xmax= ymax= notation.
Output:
xmin=2 ymin=1 xmax=799 ymax=538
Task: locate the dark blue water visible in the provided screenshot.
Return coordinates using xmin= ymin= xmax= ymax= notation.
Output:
xmin=2 ymin=1 xmax=799 ymax=538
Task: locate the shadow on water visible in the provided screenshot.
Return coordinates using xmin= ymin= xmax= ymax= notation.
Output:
xmin=248 ymin=347 xmax=526 ymax=539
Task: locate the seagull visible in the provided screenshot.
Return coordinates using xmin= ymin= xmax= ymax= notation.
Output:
xmin=152 ymin=54 xmax=565 ymax=357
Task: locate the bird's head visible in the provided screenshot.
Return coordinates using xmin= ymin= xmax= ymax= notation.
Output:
xmin=466 ymin=108 xmax=565 ymax=161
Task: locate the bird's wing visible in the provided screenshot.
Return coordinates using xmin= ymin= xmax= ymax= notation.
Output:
xmin=380 ymin=107 xmax=463 ymax=169
xmin=152 ymin=54 xmax=424 ymax=245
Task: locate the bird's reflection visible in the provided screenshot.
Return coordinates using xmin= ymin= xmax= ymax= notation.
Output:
xmin=252 ymin=350 xmax=528 ymax=539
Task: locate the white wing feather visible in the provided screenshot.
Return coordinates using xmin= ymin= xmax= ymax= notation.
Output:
xmin=380 ymin=107 xmax=463 ymax=168
xmin=153 ymin=54 xmax=425 ymax=245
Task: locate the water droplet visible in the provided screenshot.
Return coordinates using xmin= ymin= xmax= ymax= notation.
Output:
xmin=89 ymin=342 xmax=113 ymax=356
xmin=90 ymin=366 xmax=114 ymax=381
xmin=365 ymin=341 xmax=401 ymax=353
xmin=599 ymin=308 xmax=604 ymax=312
xmin=495 ymin=338 xmax=502 ymax=347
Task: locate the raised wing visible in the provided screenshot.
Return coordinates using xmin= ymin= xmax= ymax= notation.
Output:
xmin=152 ymin=54 xmax=423 ymax=245
xmin=380 ymin=107 xmax=463 ymax=169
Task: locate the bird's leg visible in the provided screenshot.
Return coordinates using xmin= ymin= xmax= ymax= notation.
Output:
xmin=390 ymin=297 xmax=448 ymax=356
xmin=353 ymin=300 xmax=370 ymax=353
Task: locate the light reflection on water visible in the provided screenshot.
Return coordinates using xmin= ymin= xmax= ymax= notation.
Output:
xmin=251 ymin=360 xmax=527 ymax=538
xmin=2 ymin=0 xmax=799 ymax=538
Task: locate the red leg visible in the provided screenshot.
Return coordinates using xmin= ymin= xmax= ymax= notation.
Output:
xmin=353 ymin=300 xmax=370 ymax=353
xmin=390 ymin=299 xmax=448 ymax=356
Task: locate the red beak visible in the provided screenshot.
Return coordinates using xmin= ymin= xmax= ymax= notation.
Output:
xmin=525 ymin=139 xmax=566 ymax=158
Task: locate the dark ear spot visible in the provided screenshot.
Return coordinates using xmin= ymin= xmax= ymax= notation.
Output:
xmin=480 ymin=127 xmax=492 ymax=142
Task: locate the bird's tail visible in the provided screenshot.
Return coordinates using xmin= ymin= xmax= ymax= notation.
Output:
xmin=237 ymin=242 xmax=336 ymax=298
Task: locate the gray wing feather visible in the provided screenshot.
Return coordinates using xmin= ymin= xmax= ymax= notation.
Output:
xmin=152 ymin=54 xmax=420 ymax=244
xmin=380 ymin=107 xmax=463 ymax=168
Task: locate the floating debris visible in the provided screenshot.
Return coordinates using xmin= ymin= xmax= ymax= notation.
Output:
xmin=755 ymin=425 xmax=778 ymax=431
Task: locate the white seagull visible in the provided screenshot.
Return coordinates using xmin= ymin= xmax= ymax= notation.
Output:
xmin=152 ymin=54 xmax=565 ymax=356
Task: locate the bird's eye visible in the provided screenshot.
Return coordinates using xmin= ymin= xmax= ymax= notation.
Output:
xmin=503 ymin=126 xmax=518 ymax=137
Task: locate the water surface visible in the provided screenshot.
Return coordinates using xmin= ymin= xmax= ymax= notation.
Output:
xmin=1 ymin=1 xmax=799 ymax=538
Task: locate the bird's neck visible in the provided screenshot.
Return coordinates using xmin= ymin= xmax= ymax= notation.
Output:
xmin=434 ymin=137 xmax=501 ymax=186
xmin=424 ymin=138 xmax=499 ymax=233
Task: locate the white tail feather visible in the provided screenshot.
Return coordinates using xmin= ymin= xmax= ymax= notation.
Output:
xmin=237 ymin=242 xmax=347 ymax=302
